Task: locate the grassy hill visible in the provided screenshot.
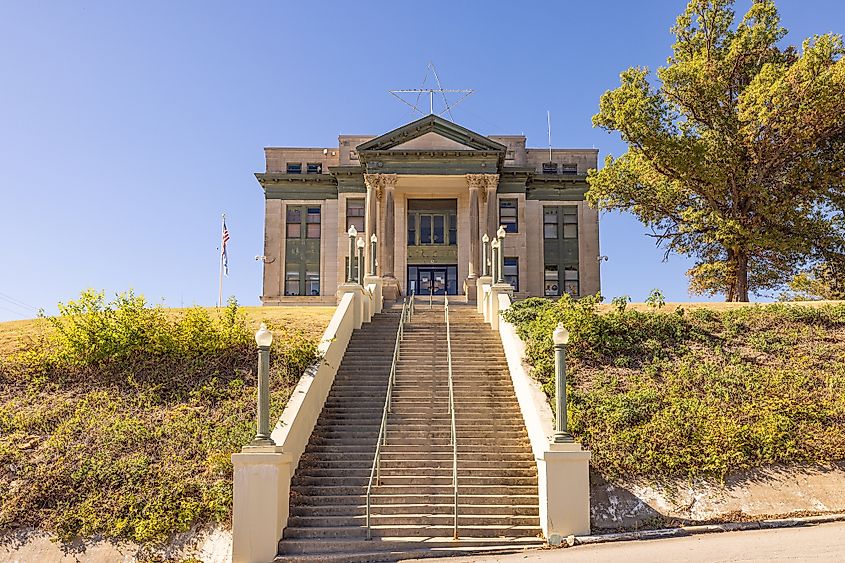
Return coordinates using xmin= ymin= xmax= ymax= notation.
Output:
xmin=0 ymin=291 xmax=333 ymax=546
xmin=503 ymin=296 xmax=845 ymax=481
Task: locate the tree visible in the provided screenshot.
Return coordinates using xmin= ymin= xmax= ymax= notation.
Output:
xmin=780 ymin=263 xmax=845 ymax=301
xmin=587 ymin=0 xmax=845 ymax=301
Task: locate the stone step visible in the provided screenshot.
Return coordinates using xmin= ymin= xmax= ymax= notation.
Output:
xmin=283 ymin=524 xmax=541 ymax=539
xmin=290 ymin=503 xmax=540 ymax=517
xmin=292 ymin=475 xmax=537 ymax=487
xmin=290 ymin=494 xmax=539 ymax=507
xmin=288 ymin=513 xmax=540 ymax=528
xmin=275 ymin=536 xmax=544 ymax=558
xmin=291 ymin=485 xmax=538 ymax=496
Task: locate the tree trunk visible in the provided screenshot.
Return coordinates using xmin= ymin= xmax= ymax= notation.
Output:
xmin=728 ymin=252 xmax=750 ymax=302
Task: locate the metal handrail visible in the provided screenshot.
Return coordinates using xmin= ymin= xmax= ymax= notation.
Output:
xmin=365 ymin=293 xmax=413 ymax=539
xmin=444 ymin=296 xmax=458 ymax=539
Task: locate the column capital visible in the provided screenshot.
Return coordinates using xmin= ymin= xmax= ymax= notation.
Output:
xmin=466 ymin=174 xmax=499 ymax=202
xmin=364 ymin=173 xmax=398 ymax=200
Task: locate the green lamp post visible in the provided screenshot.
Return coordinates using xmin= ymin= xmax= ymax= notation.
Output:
xmin=481 ymin=233 xmax=490 ymax=277
xmin=496 ymin=225 xmax=507 ymax=284
xmin=356 ymin=237 xmax=365 ymax=285
xmin=346 ymin=225 xmax=357 ymax=282
xmin=552 ymin=323 xmax=574 ymax=444
xmin=250 ymin=323 xmax=276 ymax=447
xmin=370 ymin=233 xmax=378 ymax=276
xmin=490 ymin=238 xmax=500 ymax=283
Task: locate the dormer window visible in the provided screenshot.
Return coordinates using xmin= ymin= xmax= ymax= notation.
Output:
xmin=286 ymin=163 xmax=302 ymax=174
xmin=561 ymin=163 xmax=577 ymax=175
xmin=542 ymin=162 xmax=558 ymax=174
xmin=306 ymin=163 xmax=322 ymax=174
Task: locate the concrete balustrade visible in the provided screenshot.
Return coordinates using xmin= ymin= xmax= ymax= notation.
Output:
xmin=231 ymin=285 xmax=383 ymax=563
xmin=487 ymin=292 xmax=592 ymax=542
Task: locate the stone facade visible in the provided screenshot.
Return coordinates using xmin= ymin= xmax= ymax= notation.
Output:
xmin=256 ymin=115 xmax=600 ymax=304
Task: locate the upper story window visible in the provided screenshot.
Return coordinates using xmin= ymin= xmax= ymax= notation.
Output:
xmin=306 ymin=163 xmax=322 ymax=174
xmin=561 ymin=163 xmax=578 ymax=175
xmin=346 ymin=199 xmax=365 ymax=232
xmin=286 ymin=163 xmax=302 ymax=174
xmin=286 ymin=205 xmax=321 ymax=239
xmin=543 ymin=205 xmax=578 ymax=239
xmin=504 ymin=258 xmax=519 ymax=292
xmin=407 ymin=212 xmax=457 ymax=246
xmin=542 ymin=162 xmax=558 ymax=174
xmin=499 ymin=199 xmax=518 ymax=233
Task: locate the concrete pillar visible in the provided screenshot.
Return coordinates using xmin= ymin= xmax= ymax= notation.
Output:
xmin=485 ymin=175 xmax=499 ymax=242
xmin=383 ymin=179 xmax=396 ymax=278
xmin=540 ymin=442 xmax=592 ymax=542
xmin=336 ymin=283 xmax=365 ymax=329
xmin=364 ymin=174 xmax=380 ymax=277
xmin=231 ymin=447 xmax=292 ymax=563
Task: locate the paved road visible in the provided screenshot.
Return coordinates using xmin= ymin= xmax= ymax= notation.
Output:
xmin=415 ymin=521 xmax=845 ymax=562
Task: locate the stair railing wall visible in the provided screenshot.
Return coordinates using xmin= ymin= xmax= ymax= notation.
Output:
xmin=365 ymin=296 xmax=411 ymax=540
xmin=444 ymin=297 xmax=459 ymax=539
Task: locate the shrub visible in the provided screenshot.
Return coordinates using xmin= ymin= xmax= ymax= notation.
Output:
xmin=0 ymin=290 xmax=320 ymax=544
xmin=502 ymin=298 xmax=845 ymax=480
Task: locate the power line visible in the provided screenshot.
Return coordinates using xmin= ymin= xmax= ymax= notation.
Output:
xmin=0 ymin=292 xmax=38 ymax=312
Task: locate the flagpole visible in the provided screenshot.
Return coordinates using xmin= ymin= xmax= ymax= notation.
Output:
xmin=218 ymin=213 xmax=225 ymax=308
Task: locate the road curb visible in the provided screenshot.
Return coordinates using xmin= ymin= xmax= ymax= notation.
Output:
xmin=570 ymin=512 xmax=845 ymax=547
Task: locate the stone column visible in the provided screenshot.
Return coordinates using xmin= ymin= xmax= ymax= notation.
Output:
xmin=484 ymin=174 xmax=500 ymax=242
xmin=363 ymin=174 xmax=382 ymax=277
xmin=379 ymin=174 xmax=400 ymax=301
xmin=466 ymin=175 xmax=483 ymax=278
xmin=382 ymin=175 xmax=397 ymax=278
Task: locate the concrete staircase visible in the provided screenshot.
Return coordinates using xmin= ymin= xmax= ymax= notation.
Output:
xmin=277 ymin=302 xmax=542 ymax=562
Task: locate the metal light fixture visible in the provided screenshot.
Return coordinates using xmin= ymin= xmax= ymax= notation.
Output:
xmin=481 ymin=233 xmax=490 ymax=277
xmin=490 ymin=238 xmax=500 ymax=283
xmin=370 ymin=233 xmax=378 ymax=276
xmin=347 ymin=225 xmax=357 ymax=282
xmin=552 ymin=323 xmax=574 ymax=444
xmin=251 ymin=323 xmax=275 ymax=447
xmin=356 ymin=237 xmax=365 ymax=285
xmin=496 ymin=226 xmax=506 ymax=284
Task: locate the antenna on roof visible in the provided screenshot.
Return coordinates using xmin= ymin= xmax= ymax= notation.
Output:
xmin=389 ymin=63 xmax=473 ymax=119
xmin=547 ymin=110 xmax=553 ymax=163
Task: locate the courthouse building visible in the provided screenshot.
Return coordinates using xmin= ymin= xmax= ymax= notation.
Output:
xmin=256 ymin=115 xmax=600 ymax=304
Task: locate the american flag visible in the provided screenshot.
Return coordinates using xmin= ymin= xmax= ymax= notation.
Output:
xmin=221 ymin=218 xmax=230 ymax=276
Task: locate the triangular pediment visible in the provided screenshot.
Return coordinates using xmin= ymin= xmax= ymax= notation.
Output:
xmin=357 ymin=115 xmax=506 ymax=153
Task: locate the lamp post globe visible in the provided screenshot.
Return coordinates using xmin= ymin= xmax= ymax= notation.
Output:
xmin=552 ymin=322 xmax=574 ymax=444
xmin=251 ymin=323 xmax=275 ymax=447
xmin=481 ymin=233 xmax=490 ymax=277
xmin=497 ymin=225 xmax=507 ymax=240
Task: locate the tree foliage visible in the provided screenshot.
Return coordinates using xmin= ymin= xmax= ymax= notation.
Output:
xmin=587 ymin=0 xmax=845 ymax=301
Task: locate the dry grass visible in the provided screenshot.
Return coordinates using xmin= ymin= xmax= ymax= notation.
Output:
xmin=0 ymin=306 xmax=335 ymax=358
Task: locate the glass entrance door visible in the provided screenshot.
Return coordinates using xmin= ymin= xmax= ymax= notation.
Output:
xmin=408 ymin=265 xmax=458 ymax=295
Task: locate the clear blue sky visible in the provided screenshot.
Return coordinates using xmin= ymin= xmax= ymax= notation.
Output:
xmin=1 ymin=1 xmax=842 ymax=320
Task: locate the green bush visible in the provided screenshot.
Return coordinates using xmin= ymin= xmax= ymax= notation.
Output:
xmin=0 ymin=290 xmax=320 ymax=544
xmin=502 ymin=298 xmax=845 ymax=480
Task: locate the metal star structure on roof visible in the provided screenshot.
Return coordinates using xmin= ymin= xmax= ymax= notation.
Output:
xmin=389 ymin=63 xmax=473 ymax=121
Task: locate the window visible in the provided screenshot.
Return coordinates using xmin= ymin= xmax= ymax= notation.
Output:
xmin=542 ymin=162 xmax=558 ymax=174
xmin=449 ymin=213 xmax=457 ymax=246
xmin=419 ymin=215 xmax=432 ymax=244
xmin=286 ymin=207 xmax=302 ymax=238
xmin=407 ymin=214 xmax=416 ymax=246
xmin=504 ymin=257 xmax=519 ymax=292
xmin=349 ymin=150 xmax=358 ymax=160
xmin=499 ymin=199 xmax=518 ymax=233
xmin=563 ymin=207 xmax=578 ymax=239
xmin=286 ymin=163 xmax=302 ymax=174
xmin=346 ymin=199 xmax=365 ymax=232
xmin=306 ymin=207 xmax=321 ymax=239
xmin=285 ymin=271 xmax=300 ymax=296
xmin=544 ymin=265 xmax=560 ymax=296
xmin=306 ymin=270 xmax=320 ymax=296
xmin=561 ymin=163 xmax=578 ymax=175
xmin=544 ymin=207 xmax=558 ymax=239
xmin=433 ymin=215 xmax=445 ymax=244
xmin=564 ymin=266 xmax=579 ymax=296
xmin=306 ymin=163 xmax=322 ymax=174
